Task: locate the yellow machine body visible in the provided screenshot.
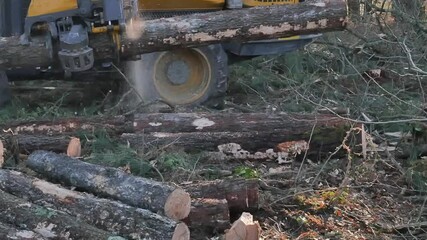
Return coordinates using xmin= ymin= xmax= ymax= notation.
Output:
xmin=243 ymin=0 xmax=298 ymax=7
xmin=27 ymin=0 xmax=78 ymax=17
xmin=26 ymin=0 xmax=300 ymax=17
xmin=138 ymin=0 xmax=225 ymax=11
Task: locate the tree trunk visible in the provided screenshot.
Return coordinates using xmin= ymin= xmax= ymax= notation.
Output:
xmin=1 ymin=112 xmax=354 ymax=155
xmin=181 ymin=178 xmax=259 ymax=213
xmin=0 ymin=0 xmax=347 ymax=69
xmin=26 ymin=150 xmax=192 ymax=221
xmin=0 ymin=169 xmax=181 ymax=240
xmin=0 ymin=222 xmax=47 ymax=240
xmin=0 ymin=189 xmax=123 ymax=239
xmin=122 ymin=128 xmax=348 ymax=154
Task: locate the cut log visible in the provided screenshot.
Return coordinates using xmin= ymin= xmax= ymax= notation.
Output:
xmin=122 ymin=129 xmax=346 ymax=154
xmin=1 ymin=112 xmax=354 ymax=155
xmin=181 ymin=178 xmax=259 ymax=213
xmin=224 ymin=212 xmax=261 ymax=240
xmin=172 ymin=223 xmax=191 ymax=240
xmin=0 ymin=0 xmax=347 ymax=69
xmin=0 ymin=36 xmax=52 ymax=69
xmin=26 ymin=150 xmax=192 ymax=221
xmin=0 ymin=169 xmax=181 ymax=240
xmin=182 ymin=198 xmax=231 ymax=233
xmin=3 ymin=112 xmax=348 ymax=135
xmin=0 ymin=189 xmax=124 ymax=239
xmin=0 ymin=222 xmax=47 ymax=240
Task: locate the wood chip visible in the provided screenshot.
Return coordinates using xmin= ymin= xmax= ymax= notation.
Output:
xmin=225 ymin=212 xmax=261 ymax=240
xmin=66 ymin=137 xmax=81 ymax=158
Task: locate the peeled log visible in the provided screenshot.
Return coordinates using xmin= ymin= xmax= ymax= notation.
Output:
xmin=0 ymin=189 xmax=122 ymax=239
xmin=0 ymin=0 xmax=347 ymax=69
xmin=0 ymin=169 xmax=180 ymax=240
xmin=26 ymin=150 xmax=192 ymax=221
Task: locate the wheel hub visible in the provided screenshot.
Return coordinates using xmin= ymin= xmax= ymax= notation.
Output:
xmin=153 ymin=49 xmax=212 ymax=105
xmin=166 ymin=60 xmax=190 ymax=85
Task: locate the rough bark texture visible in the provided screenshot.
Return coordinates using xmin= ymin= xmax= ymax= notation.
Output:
xmin=0 ymin=189 xmax=122 ymax=239
xmin=2 ymin=112 xmax=351 ymax=135
xmin=0 ymin=169 xmax=178 ymax=240
xmin=122 ymin=128 xmax=347 ymax=153
xmin=182 ymin=178 xmax=259 ymax=213
xmin=117 ymin=0 xmax=348 ymax=59
xmin=0 ymin=36 xmax=52 ymax=70
xmin=0 ymin=222 xmax=47 ymax=240
xmin=1 ymin=112 xmax=353 ymax=154
xmin=182 ymin=198 xmax=231 ymax=233
xmin=0 ymin=0 xmax=347 ymax=69
xmin=26 ymin=150 xmax=191 ymax=221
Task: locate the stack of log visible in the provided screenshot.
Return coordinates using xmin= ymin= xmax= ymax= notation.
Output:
xmin=0 ymin=111 xmax=356 ymax=239
xmin=0 ymin=112 xmax=353 ymax=156
xmin=0 ymin=150 xmax=262 ymax=239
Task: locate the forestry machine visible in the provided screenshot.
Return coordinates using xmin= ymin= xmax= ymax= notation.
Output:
xmin=0 ymin=0 xmax=321 ymax=107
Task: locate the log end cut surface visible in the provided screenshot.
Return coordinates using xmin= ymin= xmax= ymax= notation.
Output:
xmin=164 ymin=188 xmax=192 ymax=221
xmin=172 ymin=222 xmax=190 ymax=240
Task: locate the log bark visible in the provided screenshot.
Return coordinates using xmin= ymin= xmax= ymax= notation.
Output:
xmin=0 ymin=222 xmax=47 ymax=240
xmin=182 ymin=198 xmax=231 ymax=233
xmin=1 ymin=112 xmax=354 ymax=154
xmin=0 ymin=169 xmax=180 ymax=240
xmin=0 ymin=189 xmax=124 ymax=239
xmin=26 ymin=150 xmax=192 ymax=221
xmin=0 ymin=0 xmax=347 ymax=69
xmin=0 ymin=36 xmax=52 ymax=70
xmin=181 ymin=178 xmax=259 ymax=213
xmin=2 ymin=112 xmax=351 ymax=134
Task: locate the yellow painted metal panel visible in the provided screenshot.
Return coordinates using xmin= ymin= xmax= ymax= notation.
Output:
xmin=138 ymin=0 xmax=225 ymax=11
xmin=243 ymin=0 xmax=298 ymax=7
xmin=28 ymin=0 xmax=78 ymax=17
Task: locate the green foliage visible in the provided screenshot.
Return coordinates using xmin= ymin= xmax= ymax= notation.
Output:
xmin=156 ymin=152 xmax=192 ymax=171
xmin=0 ymin=97 xmax=101 ymax=122
xmin=83 ymin=130 xmax=152 ymax=177
xmin=233 ymin=166 xmax=259 ymax=179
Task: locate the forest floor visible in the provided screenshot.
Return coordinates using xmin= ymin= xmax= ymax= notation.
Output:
xmin=1 ymin=12 xmax=427 ymax=240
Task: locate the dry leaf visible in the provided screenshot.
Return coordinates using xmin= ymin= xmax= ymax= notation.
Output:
xmin=0 ymin=140 xmax=4 ymax=168
xmin=275 ymin=140 xmax=309 ymax=155
xmin=67 ymin=137 xmax=81 ymax=158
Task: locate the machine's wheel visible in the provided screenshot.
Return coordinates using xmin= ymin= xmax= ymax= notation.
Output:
xmin=0 ymin=71 xmax=11 ymax=108
xmin=125 ymin=44 xmax=228 ymax=107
